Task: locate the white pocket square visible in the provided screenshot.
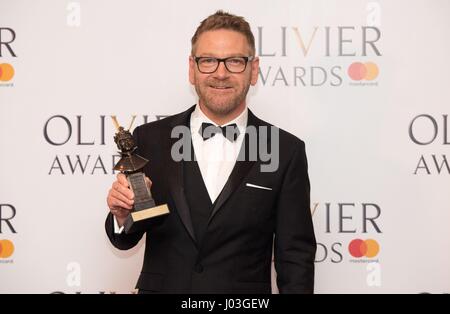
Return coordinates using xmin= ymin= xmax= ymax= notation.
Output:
xmin=246 ymin=183 xmax=273 ymax=191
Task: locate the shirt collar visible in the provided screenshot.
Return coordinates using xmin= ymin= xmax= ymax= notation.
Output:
xmin=190 ymin=104 xmax=248 ymax=136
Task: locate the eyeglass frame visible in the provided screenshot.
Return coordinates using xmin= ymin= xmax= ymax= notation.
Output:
xmin=193 ymin=56 xmax=255 ymax=74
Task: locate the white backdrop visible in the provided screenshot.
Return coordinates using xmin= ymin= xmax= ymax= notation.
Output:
xmin=1 ymin=0 xmax=449 ymax=293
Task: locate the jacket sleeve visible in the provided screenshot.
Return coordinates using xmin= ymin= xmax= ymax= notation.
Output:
xmin=274 ymin=140 xmax=317 ymax=293
xmin=105 ymin=213 xmax=144 ymax=250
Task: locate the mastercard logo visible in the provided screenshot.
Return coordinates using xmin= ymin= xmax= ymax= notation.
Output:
xmin=348 ymin=239 xmax=379 ymax=258
xmin=348 ymin=62 xmax=379 ymax=81
xmin=0 ymin=63 xmax=15 ymax=82
xmin=0 ymin=239 xmax=15 ymax=258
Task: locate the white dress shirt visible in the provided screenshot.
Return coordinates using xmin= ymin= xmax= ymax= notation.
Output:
xmin=114 ymin=104 xmax=248 ymax=233
xmin=190 ymin=104 xmax=248 ymax=203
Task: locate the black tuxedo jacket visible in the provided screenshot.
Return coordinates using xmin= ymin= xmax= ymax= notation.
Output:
xmin=105 ymin=105 xmax=316 ymax=294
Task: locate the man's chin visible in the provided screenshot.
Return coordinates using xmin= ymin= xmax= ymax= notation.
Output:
xmin=203 ymin=101 xmax=238 ymax=116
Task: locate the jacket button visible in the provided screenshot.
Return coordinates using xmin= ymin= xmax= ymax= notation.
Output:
xmin=194 ymin=264 xmax=204 ymax=273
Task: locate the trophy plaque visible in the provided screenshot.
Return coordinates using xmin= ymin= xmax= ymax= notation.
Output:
xmin=112 ymin=116 xmax=169 ymax=234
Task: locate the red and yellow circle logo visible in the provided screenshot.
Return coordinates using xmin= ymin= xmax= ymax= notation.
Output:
xmin=348 ymin=239 xmax=379 ymax=258
xmin=0 ymin=63 xmax=15 ymax=82
xmin=348 ymin=62 xmax=379 ymax=81
xmin=0 ymin=239 xmax=15 ymax=258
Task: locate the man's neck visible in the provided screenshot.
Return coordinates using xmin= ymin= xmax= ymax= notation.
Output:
xmin=198 ymin=102 xmax=246 ymax=126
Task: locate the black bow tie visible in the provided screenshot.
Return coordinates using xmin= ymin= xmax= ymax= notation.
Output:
xmin=199 ymin=122 xmax=240 ymax=142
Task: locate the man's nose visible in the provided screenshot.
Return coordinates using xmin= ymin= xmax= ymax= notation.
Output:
xmin=214 ymin=61 xmax=229 ymax=78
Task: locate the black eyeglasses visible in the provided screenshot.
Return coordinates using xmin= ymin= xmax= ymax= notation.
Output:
xmin=194 ymin=56 xmax=254 ymax=74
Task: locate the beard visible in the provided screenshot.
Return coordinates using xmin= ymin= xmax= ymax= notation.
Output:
xmin=194 ymin=77 xmax=251 ymax=116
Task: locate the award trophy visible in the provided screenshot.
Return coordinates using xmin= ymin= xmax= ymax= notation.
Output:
xmin=112 ymin=116 xmax=169 ymax=234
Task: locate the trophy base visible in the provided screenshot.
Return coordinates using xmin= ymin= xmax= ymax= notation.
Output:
xmin=124 ymin=203 xmax=170 ymax=234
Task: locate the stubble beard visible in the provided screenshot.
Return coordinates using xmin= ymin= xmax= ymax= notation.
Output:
xmin=195 ymin=79 xmax=251 ymax=116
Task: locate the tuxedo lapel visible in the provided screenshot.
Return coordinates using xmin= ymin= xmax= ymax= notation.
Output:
xmin=207 ymin=109 xmax=263 ymax=225
xmin=166 ymin=106 xmax=197 ymax=244
xmin=207 ymin=156 xmax=255 ymax=224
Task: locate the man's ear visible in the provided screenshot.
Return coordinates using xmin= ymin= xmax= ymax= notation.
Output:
xmin=250 ymin=56 xmax=260 ymax=86
xmin=189 ymin=56 xmax=196 ymax=85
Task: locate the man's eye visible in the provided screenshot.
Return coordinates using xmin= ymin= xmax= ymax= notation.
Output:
xmin=201 ymin=58 xmax=216 ymax=64
xmin=228 ymin=58 xmax=244 ymax=65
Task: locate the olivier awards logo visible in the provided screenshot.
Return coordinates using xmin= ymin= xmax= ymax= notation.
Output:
xmin=409 ymin=114 xmax=449 ymax=175
xmin=312 ymin=202 xmax=382 ymax=264
xmin=312 ymin=201 xmax=383 ymax=287
xmin=256 ymin=4 xmax=382 ymax=88
xmin=43 ymin=115 xmax=168 ymax=175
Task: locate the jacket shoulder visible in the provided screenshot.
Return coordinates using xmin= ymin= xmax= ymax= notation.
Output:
xmin=252 ymin=112 xmax=306 ymax=150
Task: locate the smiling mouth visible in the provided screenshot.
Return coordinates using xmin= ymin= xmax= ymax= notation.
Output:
xmin=210 ymin=85 xmax=232 ymax=90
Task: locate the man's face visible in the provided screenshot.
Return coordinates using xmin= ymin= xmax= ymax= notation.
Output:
xmin=189 ymin=29 xmax=259 ymax=117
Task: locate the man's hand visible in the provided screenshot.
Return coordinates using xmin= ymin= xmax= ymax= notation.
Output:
xmin=107 ymin=173 xmax=152 ymax=227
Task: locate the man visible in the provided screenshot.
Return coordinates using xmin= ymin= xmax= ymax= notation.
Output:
xmin=106 ymin=11 xmax=316 ymax=294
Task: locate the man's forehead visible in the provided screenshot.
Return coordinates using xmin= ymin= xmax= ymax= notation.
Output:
xmin=194 ymin=30 xmax=251 ymax=56
xmin=197 ymin=29 xmax=248 ymax=46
